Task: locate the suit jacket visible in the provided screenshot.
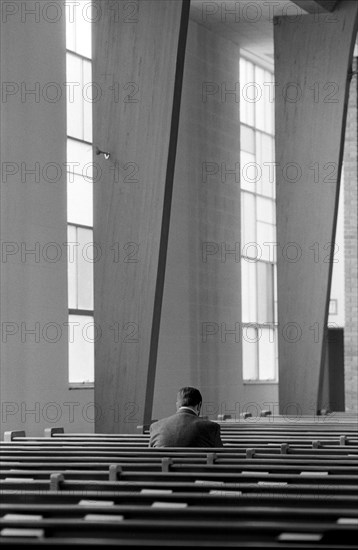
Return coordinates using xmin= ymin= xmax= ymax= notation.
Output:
xmin=149 ymin=409 xmax=223 ymax=447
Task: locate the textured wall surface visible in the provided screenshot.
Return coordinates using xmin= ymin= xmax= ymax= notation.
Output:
xmin=153 ymin=19 xmax=278 ymax=422
xmin=344 ymin=57 xmax=358 ymax=412
xmin=0 ymin=2 xmax=94 ymax=437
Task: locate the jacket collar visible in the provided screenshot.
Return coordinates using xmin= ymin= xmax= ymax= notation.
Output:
xmin=177 ymin=407 xmax=198 ymax=417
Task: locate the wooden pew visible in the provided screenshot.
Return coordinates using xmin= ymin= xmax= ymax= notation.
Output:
xmin=1 ymin=472 xmax=357 ymax=493
xmin=1 ymin=457 xmax=357 ymax=476
xmin=1 ymin=501 xmax=358 ymax=523
xmin=2 ymin=488 xmax=358 ymax=511
xmin=0 ymin=517 xmax=356 ymax=547
xmin=1 ymin=417 xmax=357 ymax=547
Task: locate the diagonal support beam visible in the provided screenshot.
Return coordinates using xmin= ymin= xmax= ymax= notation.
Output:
xmin=93 ymin=0 xmax=190 ymax=433
xmin=274 ymin=0 xmax=358 ymax=415
xmin=143 ymin=2 xmax=191 ymax=428
xmin=291 ymin=0 xmax=340 ymax=13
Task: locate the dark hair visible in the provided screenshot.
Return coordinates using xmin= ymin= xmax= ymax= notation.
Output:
xmin=177 ymin=387 xmax=202 ymax=407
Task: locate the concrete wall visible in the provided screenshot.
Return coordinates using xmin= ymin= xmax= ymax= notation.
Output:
xmin=328 ymin=180 xmax=345 ymax=328
xmin=153 ymin=19 xmax=278 ymax=422
xmin=92 ymin=0 xmax=187 ymax=433
xmin=344 ymin=56 xmax=358 ymax=412
xmin=274 ymin=3 xmax=358 ymax=414
xmin=0 ymin=1 xmax=94 ymax=437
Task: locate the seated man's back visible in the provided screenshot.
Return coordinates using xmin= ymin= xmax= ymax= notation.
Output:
xmin=149 ymin=387 xmax=223 ymax=447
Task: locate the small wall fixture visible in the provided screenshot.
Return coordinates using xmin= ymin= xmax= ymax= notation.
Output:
xmin=95 ymin=146 xmax=111 ymax=160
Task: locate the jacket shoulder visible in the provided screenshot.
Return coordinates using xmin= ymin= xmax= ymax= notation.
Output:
xmin=150 ymin=415 xmax=176 ymax=430
xmin=201 ymin=419 xmax=220 ymax=429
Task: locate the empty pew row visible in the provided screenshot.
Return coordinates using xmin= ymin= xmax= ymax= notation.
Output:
xmin=1 ymin=467 xmax=357 ymax=541
xmin=1 ymin=453 xmax=357 ymax=468
xmin=1 ymin=448 xmax=358 ymax=459
xmin=5 ymin=432 xmax=358 ymax=443
xmin=218 ymin=424 xmax=358 ymax=434
xmin=1 ymin=468 xmax=358 ymax=488
xmin=50 ymin=417 xmax=358 ymax=437
xmin=2 ymin=447 xmax=358 ymax=460
xmin=1 ymin=460 xmax=357 ymax=476
xmin=1 ymin=502 xmax=357 ymax=534
xmin=1 ymin=450 xmax=357 ymax=470
xmin=3 ymin=439 xmax=358 ymax=448
xmin=6 ymin=434 xmax=358 ymax=445
xmin=3 ymin=432 xmax=358 ymax=459
xmin=2 ymin=443 xmax=358 ymax=460
xmin=2 ymin=487 xmax=357 ymax=507
xmin=2 ymin=464 xmax=357 ymax=477
xmin=1 ymin=470 xmax=357 ymax=485
xmin=4 ymin=428 xmax=358 ymax=443
xmin=217 ymin=414 xmax=358 ymax=423
xmin=0 ymin=517 xmax=356 ymax=547
xmin=2 ymin=500 xmax=358 ymax=523
xmin=5 ymin=436 xmax=358 ymax=451
xmin=0 ymin=488 xmax=357 ymax=547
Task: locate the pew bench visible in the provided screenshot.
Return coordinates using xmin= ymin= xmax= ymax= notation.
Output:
xmin=2 ymin=488 xmax=358 ymax=509
xmin=0 ymin=514 xmax=356 ymax=547
xmin=1 ymin=458 xmax=357 ymax=476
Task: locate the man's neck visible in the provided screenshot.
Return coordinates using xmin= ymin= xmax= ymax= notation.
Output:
xmin=178 ymin=406 xmax=199 ymax=416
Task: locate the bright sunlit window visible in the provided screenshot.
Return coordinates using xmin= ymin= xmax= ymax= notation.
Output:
xmin=240 ymin=56 xmax=278 ymax=382
xmin=66 ymin=2 xmax=94 ymax=385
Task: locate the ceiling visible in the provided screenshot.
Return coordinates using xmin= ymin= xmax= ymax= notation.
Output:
xmin=189 ymin=0 xmax=337 ymax=65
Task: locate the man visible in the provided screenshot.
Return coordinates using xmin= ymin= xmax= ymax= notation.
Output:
xmin=149 ymin=386 xmax=223 ymax=447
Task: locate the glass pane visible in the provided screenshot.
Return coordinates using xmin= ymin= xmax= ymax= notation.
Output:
xmin=241 ymin=260 xmax=257 ymax=323
xmin=67 ymin=173 xmax=93 ymax=226
xmin=256 ymin=196 xmax=274 ymax=224
xmin=241 ymin=59 xmax=255 ymax=127
xmin=83 ymin=60 xmax=93 ymax=142
xmin=274 ymin=326 xmax=278 ymax=380
xmin=67 ymin=225 xmax=77 ymax=309
xmin=77 ymin=227 xmax=94 ymax=310
xmin=239 ymin=58 xmax=248 ymax=125
xmin=68 ymin=314 xmax=94 ymax=383
xmin=274 ymin=265 xmax=278 ymax=324
xmin=240 ymin=125 xmax=255 ymax=154
xmin=75 ymin=4 xmax=92 ymax=58
xmin=240 ymin=151 xmax=256 ymax=192
xmin=66 ymin=11 xmax=76 ymax=51
xmin=254 ymin=66 xmax=265 ymax=132
xmin=66 ymin=53 xmax=84 ymax=140
xmin=67 ymin=139 xmax=93 ymax=179
xmin=257 ymin=221 xmax=275 ymax=262
xmin=242 ymin=326 xmax=258 ymax=380
xmin=257 ymin=262 xmax=274 ymax=323
xmin=256 ymin=132 xmax=275 ymax=197
xmin=270 ymin=138 xmax=276 ymax=199
xmin=241 ymin=191 xmax=256 ymax=247
xmin=258 ymin=326 xmax=276 ymax=380
xmin=264 ymin=69 xmax=275 ymax=135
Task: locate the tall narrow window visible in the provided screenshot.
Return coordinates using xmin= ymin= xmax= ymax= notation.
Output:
xmin=240 ymin=56 xmax=278 ymax=382
xmin=66 ymin=4 xmax=94 ymax=385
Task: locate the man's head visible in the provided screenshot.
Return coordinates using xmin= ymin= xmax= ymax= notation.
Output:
xmin=176 ymin=386 xmax=202 ymax=415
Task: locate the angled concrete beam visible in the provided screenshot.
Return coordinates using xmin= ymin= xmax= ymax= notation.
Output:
xmin=291 ymin=1 xmax=340 ymax=13
xmin=93 ymin=0 xmax=190 ymax=433
xmin=274 ymin=0 xmax=358 ymax=414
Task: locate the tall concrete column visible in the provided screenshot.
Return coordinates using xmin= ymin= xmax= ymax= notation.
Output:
xmin=153 ymin=20 xmax=248 ymax=422
xmin=0 ymin=1 xmax=70 ymax=436
xmin=274 ymin=1 xmax=358 ymax=414
xmin=93 ymin=0 xmax=190 ymax=432
xmin=343 ymin=55 xmax=358 ymax=412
